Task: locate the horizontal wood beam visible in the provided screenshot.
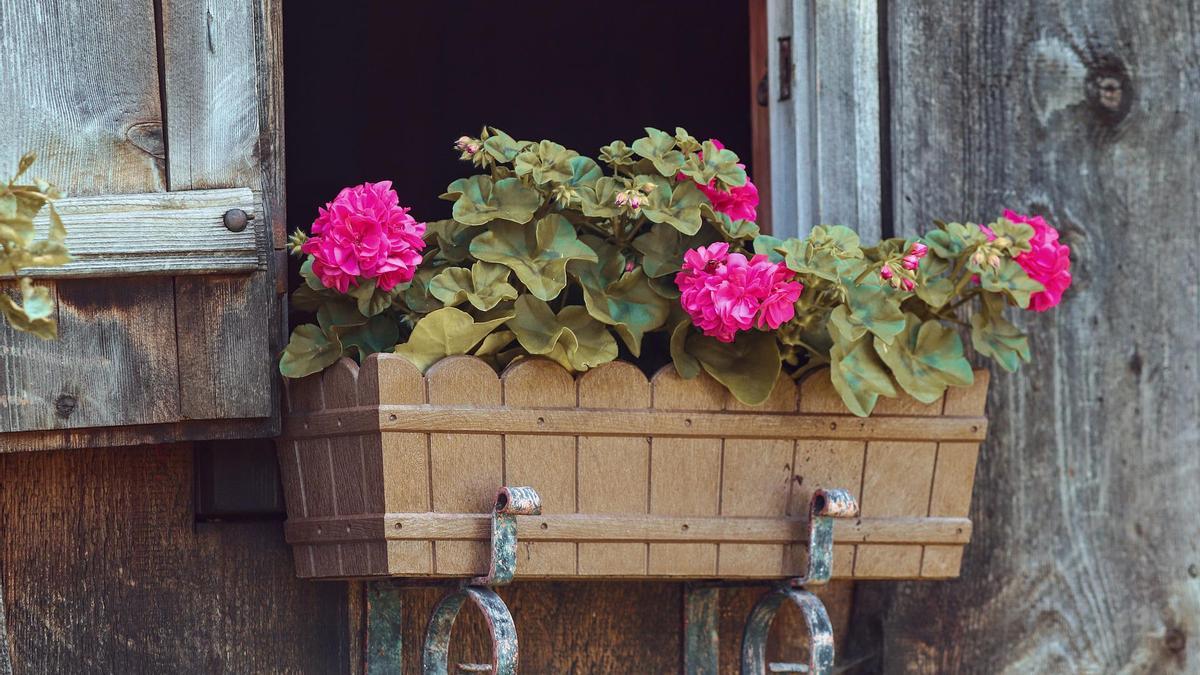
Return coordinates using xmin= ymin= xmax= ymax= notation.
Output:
xmin=283 ymin=405 xmax=988 ymax=442
xmin=284 ymin=513 xmax=972 ymax=546
xmin=10 ymin=187 xmax=260 ymax=278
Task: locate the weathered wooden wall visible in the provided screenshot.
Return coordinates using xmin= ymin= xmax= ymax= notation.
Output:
xmin=843 ymin=1 xmax=1200 ymax=672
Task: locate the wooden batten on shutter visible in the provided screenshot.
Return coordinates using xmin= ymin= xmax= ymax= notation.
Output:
xmin=765 ymin=0 xmax=882 ymax=241
xmin=0 ymin=0 xmax=285 ymax=450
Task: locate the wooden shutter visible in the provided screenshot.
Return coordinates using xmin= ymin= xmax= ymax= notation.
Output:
xmin=763 ymin=0 xmax=882 ymax=241
xmin=0 ymin=0 xmax=285 ymax=450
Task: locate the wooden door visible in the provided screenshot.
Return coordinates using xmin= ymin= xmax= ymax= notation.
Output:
xmin=0 ymin=0 xmax=286 ymax=450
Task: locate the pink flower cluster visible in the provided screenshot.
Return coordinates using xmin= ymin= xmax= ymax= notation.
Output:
xmin=984 ymin=211 xmax=1072 ymax=311
xmin=302 ymin=181 xmax=426 ymax=294
xmin=690 ymin=139 xmax=760 ymax=223
xmin=880 ymin=241 xmax=929 ymax=291
xmin=675 ymin=243 xmax=803 ymax=342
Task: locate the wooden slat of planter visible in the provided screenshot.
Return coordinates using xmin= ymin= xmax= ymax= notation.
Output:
xmin=718 ymin=375 xmax=798 ymax=576
xmin=284 ymin=514 xmax=972 ymax=547
xmin=323 ymin=361 xmax=374 ymax=576
xmin=856 ymin=441 xmax=939 ymax=578
xmin=284 ymin=406 xmax=988 ymax=442
xmin=576 ymin=363 xmax=651 ymax=576
xmin=279 ymin=374 xmax=323 ymax=577
xmin=501 ymin=359 xmax=577 ymax=576
xmin=358 ymin=354 xmax=432 ymax=574
xmin=648 ymin=368 xmax=723 ymax=576
xmin=12 ymin=189 xmax=260 ymax=278
xmin=426 ymin=357 xmax=502 ymax=575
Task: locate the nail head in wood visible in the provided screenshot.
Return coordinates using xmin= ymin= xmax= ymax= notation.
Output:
xmin=223 ymin=208 xmax=249 ymax=232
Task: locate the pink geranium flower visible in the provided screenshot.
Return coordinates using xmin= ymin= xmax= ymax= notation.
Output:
xmin=302 ymin=181 xmax=425 ymax=293
xmin=686 ymin=139 xmax=760 ymax=223
xmin=675 ymin=243 xmax=802 ymax=342
xmin=980 ymin=211 xmax=1072 ymax=311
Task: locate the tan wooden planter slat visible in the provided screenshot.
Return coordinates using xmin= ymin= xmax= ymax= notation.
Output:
xmin=280 ymin=354 xmax=989 ymax=581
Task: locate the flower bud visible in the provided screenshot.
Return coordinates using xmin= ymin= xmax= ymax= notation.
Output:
xmin=902 ymin=254 xmax=921 ymax=270
xmin=630 ymin=196 xmax=641 ymax=210
xmin=625 ymin=260 xmax=635 ymax=273
xmin=910 ymin=242 xmax=929 ymax=257
xmin=454 ymin=136 xmax=472 ymax=150
xmin=641 ymin=182 xmax=658 ymax=193
xmin=465 ymin=143 xmax=480 ymax=156
xmin=901 ymin=277 xmax=915 ymax=292
xmin=971 ymin=249 xmax=987 ymax=267
xmin=988 ymin=253 xmax=1002 ymax=269
xmin=879 ymin=264 xmax=894 ymax=280
xmin=614 ymin=192 xmax=628 ymax=206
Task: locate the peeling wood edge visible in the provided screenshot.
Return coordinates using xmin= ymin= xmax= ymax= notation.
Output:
xmin=283 ymin=406 xmax=988 ymax=442
xmin=0 ymin=415 xmax=278 ymax=453
xmin=284 ymin=513 xmax=973 ymax=546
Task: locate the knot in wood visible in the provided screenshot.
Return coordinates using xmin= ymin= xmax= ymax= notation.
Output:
xmin=54 ymin=393 xmax=77 ymax=419
xmin=1085 ymin=55 xmax=1133 ymax=125
xmin=1165 ymin=627 xmax=1187 ymax=653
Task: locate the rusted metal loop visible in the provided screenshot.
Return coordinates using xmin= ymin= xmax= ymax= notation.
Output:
xmin=792 ymin=488 xmax=859 ymax=587
xmin=473 ymin=486 xmax=541 ymax=586
xmin=422 ymin=586 xmax=519 ymax=675
xmin=740 ymin=587 xmax=835 ymax=675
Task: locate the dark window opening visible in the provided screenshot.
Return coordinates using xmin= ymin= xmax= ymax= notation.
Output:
xmin=283 ymin=2 xmax=753 ymax=239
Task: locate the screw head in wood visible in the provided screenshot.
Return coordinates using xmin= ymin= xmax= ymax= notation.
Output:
xmin=223 ymin=208 xmax=249 ymax=232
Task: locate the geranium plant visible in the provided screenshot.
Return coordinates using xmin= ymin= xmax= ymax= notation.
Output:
xmin=0 ymin=152 xmax=69 ymax=339
xmin=281 ymin=127 xmax=1071 ymax=416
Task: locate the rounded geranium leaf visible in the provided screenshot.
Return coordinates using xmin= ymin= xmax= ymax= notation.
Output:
xmin=280 ymin=324 xmax=343 ymax=378
xmin=829 ymin=335 xmax=896 ymax=417
xmin=631 ymin=127 xmax=686 ymax=177
xmin=394 ymin=307 xmax=514 ymax=372
xmin=470 ymin=215 xmax=598 ymax=301
xmin=507 ymin=295 xmax=571 ymax=355
xmin=448 ymin=175 xmax=541 ymax=225
xmin=683 ymin=329 xmax=781 ymax=406
xmin=874 ymin=314 xmax=974 ymax=403
xmin=578 ymin=268 xmax=671 ymax=356
xmin=641 ymin=180 xmax=705 ymax=235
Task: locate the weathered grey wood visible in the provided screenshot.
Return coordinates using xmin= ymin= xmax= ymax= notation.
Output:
xmin=767 ymin=0 xmax=882 ymax=242
xmin=845 ymin=2 xmax=1200 ymax=672
xmin=161 ymin=0 xmax=279 ymax=424
xmin=814 ymin=0 xmax=881 ymax=243
xmin=10 ymin=188 xmax=260 ymax=278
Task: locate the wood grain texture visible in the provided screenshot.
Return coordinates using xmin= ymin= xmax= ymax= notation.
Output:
xmin=160 ymin=0 xmax=279 ymax=428
xmin=282 ymin=358 xmax=986 ymax=581
xmin=844 ymin=2 xmax=1200 ymax=671
xmin=0 ymin=445 xmax=345 ymax=673
xmin=9 ymin=189 xmax=260 ymax=278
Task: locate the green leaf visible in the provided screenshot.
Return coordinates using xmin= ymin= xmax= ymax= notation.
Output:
xmin=979 ymin=259 xmax=1044 ymax=309
xmin=474 ymin=330 xmax=516 ymax=356
xmin=348 ymin=277 xmax=402 ymax=317
xmin=578 ymin=268 xmax=671 ymax=355
xmin=641 ymin=179 xmax=705 ymax=235
xmin=481 ymin=128 xmax=527 ymax=164
xmin=447 ymin=175 xmax=541 ymax=225
xmin=631 ymin=127 xmax=685 ymax=176
xmin=875 ymin=314 xmax=974 ymax=403
xmin=394 ymin=307 xmax=514 ymax=372
xmin=337 ymin=314 xmax=401 ymax=359
xmin=578 ymin=176 xmax=622 ymax=219
xmin=565 ymin=156 xmax=603 ymax=188
xmin=915 ymin=276 xmax=955 ymax=309
xmin=829 ymin=335 xmax=896 ymax=417
xmin=752 ymin=235 xmax=785 ymax=263
xmin=679 ymin=140 xmax=747 ymax=188
xmin=685 ymin=329 xmax=782 ymax=406
xmin=926 ymin=222 xmax=986 ymax=261
xmin=469 ymin=215 xmax=598 ymax=301
xmin=300 ymin=258 xmax=326 ymax=291
xmin=845 ymin=282 xmax=906 ymax=343
xmin=506 ymin=296 xmax=617 ymax=371
xmin=290 ymin=284 xmax=327 ymax=312
xmin=971 ymin=298 xmax=1030 ymax=372
xmin=514 ymin=140 xmax=579 ymax=185
xmin=779 ymin=226 xmax=864 ymax=281
xmin=403 ymin=268 xmax=443 ymax=314
xmin=713 ymin=212 xmax=759 ymax=240
xmin=426 ymin=218 xmax=484 ymax=263
xmin=599 ymin=140 xmax=635 ymax=168
xmin=429 ymin=261 xmax=518 ymax=311
xmin=280 ymin=324 xmax=342 ymax=378
xmin=669 ymin=320 xmax=701 ymax=379
xmin=633 ymin=223 xmax=686 ymax=277
xmin=988 ymin=217 xmax=1035 ymax=255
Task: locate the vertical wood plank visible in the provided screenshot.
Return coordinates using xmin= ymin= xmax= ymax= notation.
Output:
xmin=323 ymin=360 xmax=375 ymax=576
xmin=854 ymin=441 xmax=937 ymax=578
xmin=160 ymin=0 xmax=276 ymax=423
xmin=0 ymin=0 xmax=171 ymax=433
xmin=765 ymin=0 xmax=813 ymax=238
xmin=279 ymin=374 xmax=322 ymax=577
xmin=426 ymin=357 xmax=502 ymax=576
xmin=719 ymin=375 xmax=797 ymax=576
xmin=648 ymin=368 xmax=723 ymax=577
xmin=358 ymin=354 xmax=432 ymax=575
xmin=748 ymin=0 xmax=773 ymax=233
xmin=501 ymin=359 xmax=577 ymax=577
xmin=576 ymin=362 xmax=651 ymax=576
xmin=814 ymin=0 xmax=881 ymax=242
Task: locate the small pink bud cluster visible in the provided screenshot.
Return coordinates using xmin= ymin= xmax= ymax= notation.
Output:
xmin=615 ymin=183 xmax=657 ymax=211
xmin=455 ymin=136 xmax=481 ymax=157
xmin=675 ymin=243 xmax=804 ymax=343
xmin=880 ymin=241 xmax=928 ymax=291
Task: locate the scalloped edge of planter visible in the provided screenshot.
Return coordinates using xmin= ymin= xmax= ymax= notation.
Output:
xmin=279 ymin=354 xmax=988 ymax=581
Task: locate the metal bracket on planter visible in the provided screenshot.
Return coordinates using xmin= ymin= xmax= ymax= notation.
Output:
xmin=421 ymin=486 xmax=542 ymax=675
xmin=683 ymin=488 xmax=860 ymax=675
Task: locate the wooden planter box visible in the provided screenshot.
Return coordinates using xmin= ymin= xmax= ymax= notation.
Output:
xmin=279 ymin=354 xmax=988 ymax=581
